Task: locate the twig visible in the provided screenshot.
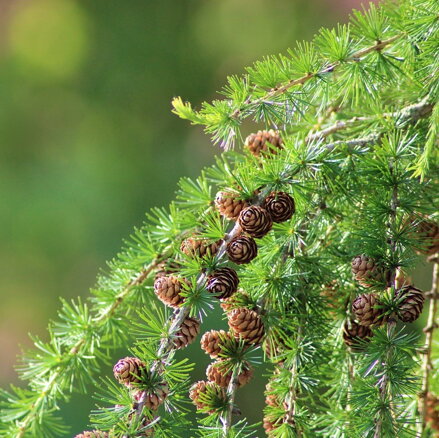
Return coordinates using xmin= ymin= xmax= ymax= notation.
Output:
xmin=417 ymin=254 xmax=439 ymax=435
xmin=221 ymin=368 xmax=240 ymax=434
xmin=231 ymin=35 xmax=401 ymax=120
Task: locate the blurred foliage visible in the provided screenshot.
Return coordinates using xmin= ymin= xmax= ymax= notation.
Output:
xmin=0 ymin=0 xmax=379 ymax=433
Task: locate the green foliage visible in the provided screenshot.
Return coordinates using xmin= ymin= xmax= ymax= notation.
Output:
xmin=1 ymin=0 xmax=438 ymax=436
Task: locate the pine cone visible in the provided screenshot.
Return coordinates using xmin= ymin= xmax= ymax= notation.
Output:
xmin=206 ymin=267 xmax=239 ymax=299
xmin=220 ymin=290 xmax=255 ymax=313
xmin=244 ymin=130 xmax=283 ymax=157
xmin=206 ymin=361 xmax=253 ymax=388
xmin=228 ymin=308 xmax=265 ymax=344
xmin=226 ymin=236 xmax=258 ymax=264
xmin=200 ymin=330 xmax=233 ymax=357
xmin=352 ymin=293 xmax=387 ymax=327
xmin=113 ymin=357 xmax=144 ymax=386
xmin=74 ymin=432 xmax=109 ymax=438
xmin=215 ymin=190 xmax=249 ymax=221
xmin=426 ymin=392 xmax=439 ymax=431
xmin=181 ymin=237 xmax=222 ymax=258
xmin=351 ymin=255 xmax=389 ymax=287
xmin=343 ymin=319 xmax=373 ymax=348
xmin=238 ymin=205 xmax=273 ymax=238
xmin=153 ymin=275 xmax=187 ymax=308
xmin=265 ymin=382 xmax=281 ymax=408
xmin=154 ymin=259 xmax=181 ymax=281
xmin=411 ymin=216 xmax=439 ymax=255
xmin=395 ymin=285 xmax=425 ymax=323
xmin=263 ymin=191 xmax=295 ymax=223
xmin=173 ymin=316 xmax=200 ymax=349
xmin=133 ymin=381 xmax=169 ymax=411
xmin=189 ymin=380 xmax=225 ymax=413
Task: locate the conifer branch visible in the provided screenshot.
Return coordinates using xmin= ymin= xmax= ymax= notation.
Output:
xmin=221 ymin=368 xmax=240 ymax=434
xmin=418 ymin=254 xmax=439 ymax=434
xmin=231 ymin=35 xmax=402 ymax=120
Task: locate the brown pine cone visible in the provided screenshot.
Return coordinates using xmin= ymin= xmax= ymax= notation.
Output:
xmin=265 ymin=382 xmax=282 ymax=408
xmin=154 ymin=275 xmax=187 ymax=308
xmin=220 ymin=290 xmax=255 ymax=312
xmin=263 ymin=191 xmax=295 ymax=223
xmin=113 ymin=357 xmax=144 ymax=386
xmin=263 ymin=415 xmax=282 ymax=435
xmin=181 ymin=237 xmax=222 ymax=258
xmin=215 ymin=190 xmax=249 ymax=221
xmin=226 ymin=236 xmax=258 ymax=264
xmin=228 ymin=308 xmax=265 ymax=344
xmin=426 ymin=392 xmax=439 ymax=431
xmin=200 ymin=330 xmax=233 ymax=357
xmin=238 ymin=205 xmax=273 ymax=238
xmin=343 ymin=319 xmax=373 ymax=347
xmin=154 ymin=259 xmax=181 ymax=281
xmin=206 ymin=361 xmax=253 ymax=388
xmin=133 ymin=381 xmax=170 ymax=411
xmin=206 ymin=267 xmax=239 ymax=299
xmin=74 ymin=432 xmax=109 ymax=438
xmin=244 ymin=130 xmax=283 ymax=157
xmin=352 ymin=293 xmax=387 ymax=327
xmin=395 ymin=285 xmax=425 ymax=323
xmin=173 ymin=316 xmax=200 ymax=349
xmin=351 ymin=255 xmax=389 ymax=287
xmin=411 ymin=216 xmax=439 ymax=255
xmin=189 ymin=380 xmax=225 ymax=413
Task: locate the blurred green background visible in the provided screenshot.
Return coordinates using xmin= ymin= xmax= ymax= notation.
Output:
xmin=9 ymin=0 xmax=434 ymax=435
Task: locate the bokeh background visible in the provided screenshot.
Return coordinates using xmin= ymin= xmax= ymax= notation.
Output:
xmin=4 ymin=0 xmax=431 ymax=435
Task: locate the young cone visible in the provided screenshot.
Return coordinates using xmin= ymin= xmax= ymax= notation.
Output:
xmin=343 ymin=318 xmax=374 ymax=347
xmin=153 ymin=275 xmax=187 ymax=308
xmin=181 ymin=237 xmax=222 ymax=258
xmin=173 ymin=316 xmax=200 ymax=349
xmin=200 ymin=330 xmax=233 ymax=358
xmin=215 ymin=190 xmax=249 ymax=220
xmin=244 ymin=129 xmax=283 ymax=157
xmin=395 ymin=285 xmax=425 ymax=323
xmin=352 ymin=293 xmax=387 ymax=327
xmin=220 ymin=290 xmax=255 ymax=312
xmin=238 ymin=205 xmax=273 ymax=238
xmin=189 ymin=380 xmax=225 ymax=413
xmin=206 ymin=267 xmax=239 ymax=299
xmin=113 ymin=357 xmax=144 ymax=386
xmin=226 ymin=235 xmax=258 ymax=264
xmin=133 ymin=381 xmax=170 ymax=411
xmin=426 ymin=393 xmax=439 ymax=432
xmin=351 ymin=254 xmax=389 ymax=287
xmin=74 ymin=432 xmax=109 ymax=438
xmin=263 ymin=191 xmax=295 ymax=223
xmin=411 ymin=216 xmax=439 ymax=255
xmin=206 ymin=361 xmax=253 ymax=388
xmin=228 ymin=307 xmax=265 ymax=344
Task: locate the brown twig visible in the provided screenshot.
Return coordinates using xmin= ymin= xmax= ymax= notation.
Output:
xmin=417 ymin=254 xmax=439 ymax=434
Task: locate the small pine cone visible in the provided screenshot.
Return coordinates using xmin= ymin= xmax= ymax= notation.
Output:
xmin=113 ymin=357 xmax=144 ymax=386
xmin=154 ymin=275 xmax=187 ymax=308
xmin=200 ymin=330 xmax=232 ymax=357
xmin=244 ymin=130 xmax=283 ymax=157
xmin=154 ymin=259 xmax=181 ymax=281
xmin=352 ymin=293 xmax=387 ymax=327
xmin=226 ymin=236 xmax=258 ymax=264
xmin=133 ymin=381 xmax=170 ymax=411
xmin=265 ymin=382 xmax=281 ymax=408
xmin=263 ymin=191 xmax=295 ymax=223
xmin=412 ymin=217 xmax=439 ymax=255
xmin=395 ymin=285 xmax=425 ymax=323
xmin=263 ymin=415 xmax=281 ymax=435
xmin=238 ymin=206 xmax=273 ymax=238
xmin=426 ymin=392 xmax=439 ymax=431
xmin=215 ymin=190 xmax=249 ymax=221
xmin=181 ymin=237 xmax=222 ymax=258
xmin=189 ymin=380 xmax=225 ymax=413
xmin=343 ymin=319 xmax=373 ymax=347
xmin=206 ymin=361 xmax=253 ymax=388
xmin=207 ymin=267 xmax=239 ymax=299
xmin=173 ymin=317 xmax=200 ymax=349
xmin=228 ymin=308 xmax=265 ymax=344
xmin=74 ymin=432 xmax=109 ymax=438
xmin=351 ymin=255 xmax=389 ymax=287
xmin=220 ymin=290 xmax=255 ymax=313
